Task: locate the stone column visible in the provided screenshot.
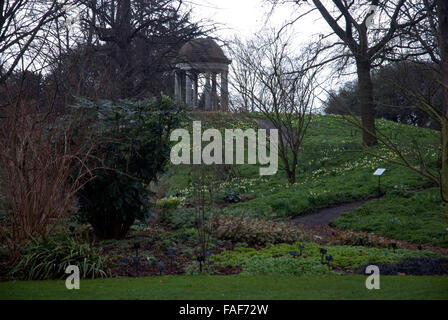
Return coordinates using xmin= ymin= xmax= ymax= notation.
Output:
xmin=211 ymin=73 xmax=217 ymax=110
xmin=185 ymin=71 xmax=192 ymax=106
xmin=174 ymin=71 xmax=181 ymax=104
xmin=193 ymin=73 xmax=199 ymax=108
xmin=205 ymin=73 xmax=211 ymax=110
xmin=221 ymin=71 xmax=229 ymax=111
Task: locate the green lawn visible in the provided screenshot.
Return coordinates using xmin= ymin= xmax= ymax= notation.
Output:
xmin=1 ymin=275 xmax=447 ymax=300
xmin=332 ymin=188 xmax=448 ymax=247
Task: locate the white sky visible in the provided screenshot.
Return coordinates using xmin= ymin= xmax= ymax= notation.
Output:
xmin=189 ymin=0 xmax=331 ymax=42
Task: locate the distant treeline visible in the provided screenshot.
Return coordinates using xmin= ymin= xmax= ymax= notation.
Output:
xmin=324 ymin=61 xmax=442 ymax=130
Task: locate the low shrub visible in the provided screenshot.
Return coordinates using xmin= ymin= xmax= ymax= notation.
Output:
xmin=0 ymin=99 xmax=98 ymax=258
xmin=157 ymin=196 xmax=185 ymax=212
xmin=75 ymin=96 xmax=185 ymax=239
xmin=165 ymin=228 xmax=198 ymax=247
xmin=150 ymin=228 xmax=222 ymax=251
xmin=99 ymin=233 xmax=157 ymax=252
xmin=184 ymin=261 xmax=217 ymax=276
xmin=10 ymin=233 xmax=111 ymax=280
xmin=207 ymin=215 xmax=313 ymax=245
xmin=78 ymin=172 xmax=152 ymax=239
xmin=332 ymin=230 xmax=391 ymax=248
xmin=358 ymin=258 xmax=448 ymax=276
xmin=211 ymin=242 xmax=441 ymax=274
xmin=222 ymin=188 xmax=242 ymax=203
xmin=164 ymin=208 xmax=196 ymax=229
xmin=164 ymin=208 xmax=212 ymax=230
xmin=222 ymin=206 xmax=278 ymax=220
xmin=239 ymin=257 xmax=328 ymax=276
xmin=130 ymin=223 xmax=152 ymax=232
xmin=157 ymin=196 xmax=185 ymax=223
xmin=389 ymin=185 xmax=415 ymax=198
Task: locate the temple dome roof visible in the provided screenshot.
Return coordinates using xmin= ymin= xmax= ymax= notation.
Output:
xmin=176 ymin=38 xmax=231 ymax=64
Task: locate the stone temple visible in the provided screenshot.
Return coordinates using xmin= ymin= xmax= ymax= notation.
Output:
xmin=174 ymin=38 xmax=231 ymax=111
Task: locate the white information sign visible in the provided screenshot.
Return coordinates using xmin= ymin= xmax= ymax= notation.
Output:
xmin=373 ymin=168 xmax=386 ymax=176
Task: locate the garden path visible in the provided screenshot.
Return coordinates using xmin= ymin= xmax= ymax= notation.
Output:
xmin=292 ymin=199 xmax=373 ymax=226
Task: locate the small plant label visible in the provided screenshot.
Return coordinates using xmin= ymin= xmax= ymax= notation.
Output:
xmin=365 ymin=265 xmax=380 ymax=290
xmin=65 ymin=265 xmax=80 ymax=290
xmin=373 ymin=168 xmax=386 ymax=176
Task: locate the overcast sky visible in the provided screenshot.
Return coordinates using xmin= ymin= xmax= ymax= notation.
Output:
xmin=189 ymin=0 xmax=331 ymax=42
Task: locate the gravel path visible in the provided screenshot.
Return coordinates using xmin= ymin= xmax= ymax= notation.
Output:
xmin=292 ymin=199 xmax=374 ymax=226
xmin=253 ymin=118 xmax=290 ymax=141
xmin=254 ymin=118 xmax=276 ymax=130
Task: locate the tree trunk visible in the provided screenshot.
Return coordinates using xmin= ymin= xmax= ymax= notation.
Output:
xmin=438 ymin=0 xmax=448 ymax=116
xmin=116 ymin=0 xmax=133 ymax=99
xmin=441 ymin=123 xmax=448 ymax=213
xmin=356 ymin=59 xmax=378 ymax=146
xmin=286 ymin=168 xmax=296 ymax=184
xmin=287 ymin=167 xmax=296 ymax=184
xmin=278 ymin=130 xmax=296 ymax=184
xmin=436 ymin=0 xmax=448 ymax=211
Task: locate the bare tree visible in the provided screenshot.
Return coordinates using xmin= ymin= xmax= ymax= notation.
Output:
xmin=0 ymin=0 xmax=73 ymax=84
xmin=402 ymin=0 xmax=447 ymax=120
xmin=268 ymin=0 xmax=428 ymax=147
xmin=402 ymin=0 xmax=448 ymax=212
xmin=0 ymin=91 xmax=98 ymax=259
xmin=331 ymin=0 xmax=448 ymax=214
xmin=229 ymin=37 xmax=258 ymax=113
xmin=436 ymin=1 xmax=448 ymax=209
xmin=231 ymin=30 xmax=321 ymax=184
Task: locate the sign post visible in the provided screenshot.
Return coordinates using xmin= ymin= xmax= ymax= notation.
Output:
xmin=373 ymin=168 xmax=386 ymax=196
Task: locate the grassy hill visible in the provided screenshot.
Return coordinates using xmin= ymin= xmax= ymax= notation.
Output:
xmin=159 ymin=111 xmax=447 ymax=247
